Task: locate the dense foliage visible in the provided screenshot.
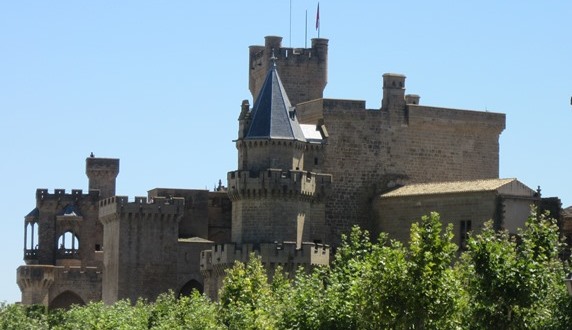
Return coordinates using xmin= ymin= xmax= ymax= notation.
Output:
xmin=3 ymin=208 xmax=572 ymax=329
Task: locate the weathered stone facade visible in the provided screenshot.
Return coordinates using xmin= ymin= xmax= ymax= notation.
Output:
xmin=17 ymin=159 xmax=231 ymax=308
xmin=17 ymin=35 xmax=562 ymax=307
xmin=375 ymin=179 xmax=538 ymax=247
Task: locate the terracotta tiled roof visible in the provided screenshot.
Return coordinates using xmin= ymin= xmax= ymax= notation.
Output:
xmin=178 ymin=237 xmax=214 ymax=243
xmin=381 ymin=178 xmax=524 ymax=197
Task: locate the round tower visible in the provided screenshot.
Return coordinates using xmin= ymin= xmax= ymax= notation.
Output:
xmin=230 ymin=59 xmax=331 ymax=246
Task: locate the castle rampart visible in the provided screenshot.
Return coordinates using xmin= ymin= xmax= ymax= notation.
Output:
xmin=99 ymin=195 xmax=184 ymax=304
xmin=98 ymin=195 xmax=184 ymax=221
xmin=17 ymin=264 xmax=102 ymax=307
xmin=249 ymin=36 xmax=328 ymax=106
xmin=200 ymin=241 xmax=329 ymax=299
xmin=294 ymin=77 xmax=506 ymax=242
xmin=35 ymin=188 xmax=100 ymax=202
xmin=200 ymin=242 xmax=329 ymax=270
xmin=227 ymin=169 xmax=332 ymax=201
xmin=18 ymin=35 xmax=521 ymax=307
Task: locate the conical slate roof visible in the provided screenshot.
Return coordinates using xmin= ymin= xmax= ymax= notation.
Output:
xmin=245 ymin=63 xmax=306 ymax=142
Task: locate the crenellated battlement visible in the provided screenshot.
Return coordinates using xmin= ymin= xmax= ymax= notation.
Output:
xmin=200 ymin=241 xmax=329 ymax=272
xmin=250 ymin=44 xmax=324 ymax=67
xmin=227 ymin=169 xmax=332 ymax=201
xmin=36 ymin=188 xmax=100 ymax=201
xmin=86 ymin=157 xmax=119 ymax=199
xmin=236 ymin=138 xmax=310 ymax=150
xmin=98 ymin=195 xmax=185 ymax=219
xmin=249 ymin=36 xmax=328 ymax=106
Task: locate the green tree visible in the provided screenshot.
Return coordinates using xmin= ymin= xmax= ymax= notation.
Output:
xmin=218 ymin=253 xmax=278 ymax=330
xmin=460 ymin=208 xmax=570 ymax=329
xmin=0 ymin=302 xmax=48 ymax=330
xmin=51 ymin=299 xmax=151 ymax=330
xmin=319 ymin=214 xmax=461 ymax=330
xmin=354 ymin=212 xmax=462 ymax=329
xmin=275 ymin=267 xmax=328 ymax=330
xmin=406 ymin=212 xmax=461 ymax=329
xmin=355 ymin=233 xmax=410 ymax=329
xmin=322 ymin=225 xmax=374 ymax=330
xmin=147 ymin=291 xmax=222 ymax=330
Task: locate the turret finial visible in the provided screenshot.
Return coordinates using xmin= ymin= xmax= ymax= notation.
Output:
xmin=270 ymin=48 xmax=277 ymax=67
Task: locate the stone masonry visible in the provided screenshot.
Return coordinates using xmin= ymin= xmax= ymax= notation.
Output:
xmin=18 ymin=35 xmax=560 ymax=307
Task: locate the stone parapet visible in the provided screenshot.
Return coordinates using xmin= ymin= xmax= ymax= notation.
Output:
xmin=99 ymin=195 xmax=185 ymax=220
xmin=17 ymin=264 xmax=103 ymax=306
xmin=36 ymin=188 xmax=100 ymax=202
xmin=227 ymin=169 xmax=332 ymax=201
xmin=200 ymin=241 xmax=329 ymax=272
xmin=249 ymin=36 xmax=328 ymax=106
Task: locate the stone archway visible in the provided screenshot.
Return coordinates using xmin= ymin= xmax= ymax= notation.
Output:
xmin=178 ymin=279 xmax=203 ymax=297
xmin=50 ymin=290 xmax=85 ymax=310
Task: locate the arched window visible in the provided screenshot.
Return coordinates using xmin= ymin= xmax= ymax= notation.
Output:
xmin=25 ymin=222 xmax=39 ymax=250
xmin=24 ymin=208 xmax=40 ymax=259
xmin=24 ymin=221 xmax=40 ymax=259
xmin=57 ymin=231 xmax=80 ymax=258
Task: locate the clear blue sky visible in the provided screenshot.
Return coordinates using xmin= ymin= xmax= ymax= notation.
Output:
xmin=1 ymin=1 xmax=571 ymax=303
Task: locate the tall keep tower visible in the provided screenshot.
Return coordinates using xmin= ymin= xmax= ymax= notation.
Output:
xmin=249 ymin=36 xmax=328 ymax=106
xmin=231 ymin=59 xmax=331 ymax=245
xmin=201 ymin=57 xmax=331 ymax=298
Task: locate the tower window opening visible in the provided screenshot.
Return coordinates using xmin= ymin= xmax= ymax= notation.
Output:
xmin=25 ymin=222 xmax=39 ymax=250
xmin=57 ymin=231 xmax=80 ymax=258
xmin=460 ymin=220 xmax=472 ymax=250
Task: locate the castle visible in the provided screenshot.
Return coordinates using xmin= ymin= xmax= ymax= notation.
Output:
xmin=17 ymin=36 xmax=555 ymax=308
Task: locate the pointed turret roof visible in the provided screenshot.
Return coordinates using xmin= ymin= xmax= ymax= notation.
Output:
xmin=245 ymin=61 xmax=306 ymax=142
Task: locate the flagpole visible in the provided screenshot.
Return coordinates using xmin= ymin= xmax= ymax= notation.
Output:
xmin=316 ymin=2 xmax=320 ymax=38
xmin=305 ymin=9 xmax=308 ymax=48
xmin=289 ymin=0 xmax=292 ymax=47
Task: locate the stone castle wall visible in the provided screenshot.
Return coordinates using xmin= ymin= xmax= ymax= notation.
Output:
xmin=228 ymin=169 xmax=331 ymax=244
xmin=295 ymin=97 xmax=505 ymax=243
xmin=18 ymin=35 xmax=513 ymax=306
xmin=230 ymin=197 xmax=327 ymax=245
xmin=200 ymin=241 xmax=329 ymax=299
xmin=17 ymin=265 xmax=102 ymax=307
xmin=28 ymin=189 xmax=103 ymax=267
xmin=99 ymin=196 xmax=183 ymax=304
xmin=376 ymin=191 xmax=499 ymax=244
